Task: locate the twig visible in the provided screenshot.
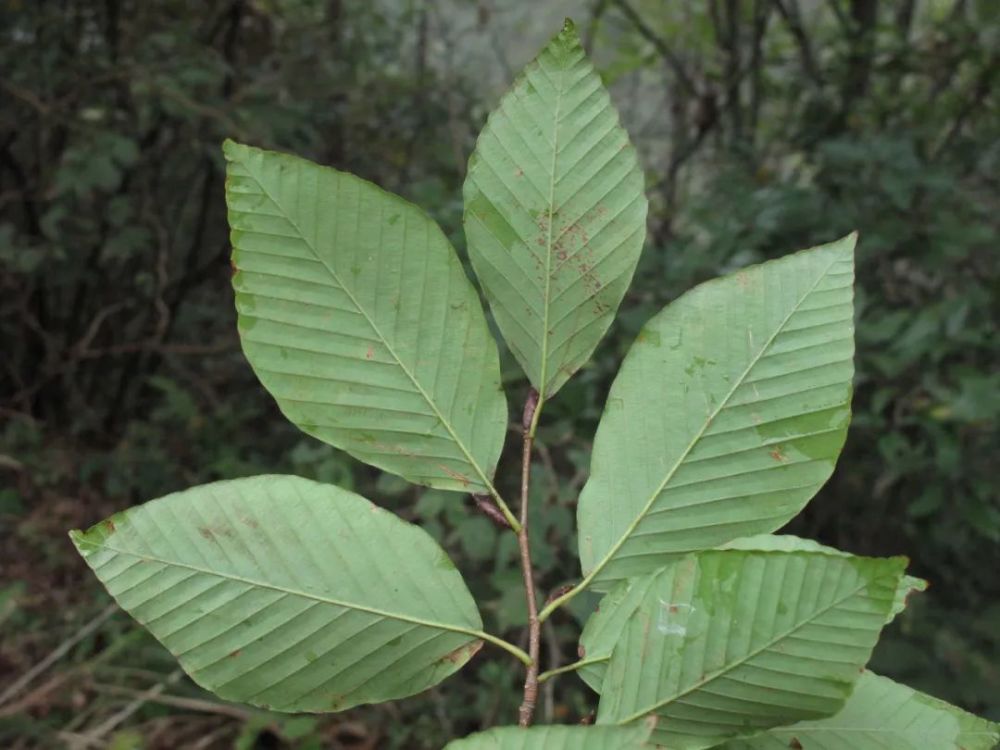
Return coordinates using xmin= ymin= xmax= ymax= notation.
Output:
xmin=81 ymin=668 xmax=184 ymax=742
xmin=0 ymin=672 xmax=74 ymax=718
xmin=90 ymin=683 xmax=253 ymax=721
xmin=0 ymin=604 xmax=117 ymax=707
xmin=516 ymin=388 xmax=541 ymax=726
xmin=611 ymin=0 xmax=698 ymax=97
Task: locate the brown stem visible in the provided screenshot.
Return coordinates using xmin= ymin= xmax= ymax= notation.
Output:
xmin=517 ymin=388 xmax=541 ymax=726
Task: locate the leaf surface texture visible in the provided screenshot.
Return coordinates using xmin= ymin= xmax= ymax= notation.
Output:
xmin=71 ymin=475 xmax=484 ymax=712
xmin=463 ymin=21 xmax=647 ymax=398
xmin=226 ymin=141 xmax=506 ymax=493
xmin=578 ymin=236 xmax=857 ymax=589
xmin=595 ymin=549 xmax=904 ymax=749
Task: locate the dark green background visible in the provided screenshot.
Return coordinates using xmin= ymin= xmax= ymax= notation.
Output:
xmin=1 ymin=1 xmax=997 ymax=748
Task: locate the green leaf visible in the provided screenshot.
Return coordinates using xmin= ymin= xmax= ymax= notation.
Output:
xmin=225 ymin=141 xmax=507 ymax=495
xmin=595 ymin=549 xmax=904 ymax=750
xmin=444 ymin=722 xmax=653 ymax=750
xmin=719 ymin=534 xmax=927 ymax=623
xmin=70 ymin=475 xmax=491 ymax=712
xmin=463 ymin=19 xmax=647 ymax=400
xmin=577 ymin=235 xmax=857 ymax=591
xmin=577 ymin=537 xmax=924 ymax=694
xmin=713 ymin=671 xmax=1000 ymax=750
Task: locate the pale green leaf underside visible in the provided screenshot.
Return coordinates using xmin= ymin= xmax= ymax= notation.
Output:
xmin=595 ymin=549 xmax=904 ymax=750
xmin=578 ymin=536 xmax=923 ymax=693
xmin=714 ymin=671 xmax=1000 ymax=750
xmin=225 ymin=141 xmax=507 ymax=493
xmin=578 ymin=235 xmax=857 ymax=591
xmin=720 ymin=534 xmax=927 ymax=623
xmin=70 ymin=475 xmax=484 ymax=712
xmin=444 ymin=723 xmax=652 ymax=750
xmin=463 ymin=21 xmax=647 ymax=398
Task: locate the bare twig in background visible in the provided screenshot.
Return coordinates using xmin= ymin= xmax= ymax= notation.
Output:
xmin=79 ymin=668 xmax=184 ymax=745
xmin=89 ymin=683 xmax=253 ymax=721
xmin=0 ymin=604 xmax=116 ymax=707
xmin=612 ymin=0 xmax=698 ymax=97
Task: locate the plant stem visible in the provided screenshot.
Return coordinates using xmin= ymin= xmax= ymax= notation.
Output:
xmin=478 ymin=632 xmax=533 ymax=666
xmin=537 ymin=574 xmax=593 ymax=622
xmin=487 ymin=487 xmax=522 ymax=533
xmin=516 ymin=388 xmax=541 ymax=726
xmin=537 ymin=655 xmax=610 ymax=684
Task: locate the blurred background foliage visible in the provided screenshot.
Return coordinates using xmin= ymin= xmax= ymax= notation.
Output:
xmin=1 ymin=0 xmax=997 ymax=747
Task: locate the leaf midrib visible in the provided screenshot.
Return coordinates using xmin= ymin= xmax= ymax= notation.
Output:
xmin=76 ymin=537 xmax=488 ymax=642
xmin=585 ymin=255 xmax=842 ymax=586
xmin=537 ymin=57 xmax=564 ymax=399
xmin=612 ymin=567 xmax=891 ymax=725
xmin=233 ymin=154 xmax=497 ymax=495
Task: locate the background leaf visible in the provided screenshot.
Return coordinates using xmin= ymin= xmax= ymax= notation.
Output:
xmin=71 ymin=475 xmax=486 ymax=712
xmin=463 ymin=20 xmax=648 ymax=400
xmin=713 ymin=671 xmax=1000 ymax=750
xmin=443 ymin=722 xmax=652 ymax=749
xmin=578 ymin=236 xmax=856 ymax=591
xmin=226 ymin=141 xmax=507 ymax=494
xmin=595 ymin=549 xmax=904 ymax=750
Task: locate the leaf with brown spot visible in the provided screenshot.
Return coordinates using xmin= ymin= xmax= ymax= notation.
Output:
xmin=225 ymin=140 xmax=507 ymax=495
xmin=70 ymin=475 xmax=490 ymax=713
xmin=463 ymin=20 xmax=647 ymax=399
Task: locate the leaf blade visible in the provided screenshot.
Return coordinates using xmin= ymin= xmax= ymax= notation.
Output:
xmin=714 ymin=671 xmax=1000 ymax=750
xmin=463 ymin=20 xmax=648 ymax=398
xmin=225 ymin=141 xmax=507 ymax=494
xmin=444 ymin=723 xmax=653 ymax=750
xmin=578 ymin=235 xmax=857 ymax=590
xmin=577 ymin=536 xmax=924 ymax=694
xmin=71 ymin=475 xmax=486 ymax=712
xmin=596 ymin=550 xmax=904 ymax=749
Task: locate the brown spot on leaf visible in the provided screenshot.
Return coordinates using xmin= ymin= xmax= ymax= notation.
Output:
xmin=229 ymin=649 xmax=241 ymax=658
xmin=365 ymin=344 xmax=374 ymax=360
xmin=439 ymin=465 xmax=471 ymax=487
xmin=578 ymin=644 xmax=586 ymax=658
xmin=789 ymin=739 xmax=803 ymax=749
xmin=103 ymin=519 xmax=116 ymax=534
xmin=769 ymin=446 xmax=788 ymax=462
xmin=442 ymin=640 xmax=483 ymax=665
xmin=198 ymin=525 xmax=235 ymax=541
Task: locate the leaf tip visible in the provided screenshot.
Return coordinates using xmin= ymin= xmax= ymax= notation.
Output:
xmin=552 ymin=17 xmax=581 ymax=48
xmin=840 ymin=230 xmax=859 ymax=254
xmin=222 ymin=138 xmax=246 ymax=161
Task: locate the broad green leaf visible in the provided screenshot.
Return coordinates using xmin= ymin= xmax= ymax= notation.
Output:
xmin=720 ymin=534 xmax=927 ymax=623
xmin=578 ymin=235 xmax=857 ymax=591
xmin=577 ymin=537 xmax=923 ymax=694
xmin=596 ymin=549 xmax=904 ymax=750
xmin=70 ymin=475 xmax=488 ymax=712
xmin=463 ymin=20 xmax=647 ymax=399
xmin=714 ymin=671 xmax=1000 ymax=750
xmin=444 ymin=722 xmax=652 ymax=750
xmin=225 ymin=141 xmax=507 ymax=494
